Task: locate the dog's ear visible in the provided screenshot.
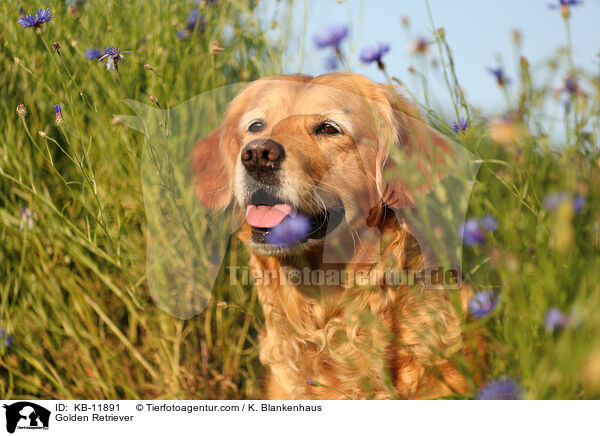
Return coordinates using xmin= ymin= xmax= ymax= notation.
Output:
xmin=192 ymin=128 xmax=234 ymax=210
xmin=376 ymin=89 xmax=453 ymax=209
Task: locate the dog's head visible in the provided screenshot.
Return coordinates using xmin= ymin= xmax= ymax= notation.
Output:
xmin=193 ymin=73 xmax=452 ymax=258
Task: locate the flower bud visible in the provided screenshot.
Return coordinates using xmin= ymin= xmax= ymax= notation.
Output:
xmin=150 ymin=95 xmax=159 ymax=105
xmin=209 ymin=41 xmax=224 ymax=55
xmin=52 ymin=41 xmax=60 ymax=53
xmin=16 ymin=104 xmax=27 ymax=119
xmin=512 ymin=29 xmax=522 ymax=45
xmin=55 ymin=104 xmax=64 ymax=126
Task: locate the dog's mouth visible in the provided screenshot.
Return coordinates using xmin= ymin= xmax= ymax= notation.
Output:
xmin=245 ymin=189 xmax=344 ymax=252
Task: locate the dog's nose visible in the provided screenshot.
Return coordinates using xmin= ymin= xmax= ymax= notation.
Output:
xmin=241 ymin=139 xmax=285 ymax=172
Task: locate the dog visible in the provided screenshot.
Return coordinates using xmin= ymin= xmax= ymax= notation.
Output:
xmin=193 ymin=73 xmax=477 ymax=399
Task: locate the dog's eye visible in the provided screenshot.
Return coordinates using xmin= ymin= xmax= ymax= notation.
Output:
xmin=316 ymin=122 xmax=341 ymax=135
xmin=248 ymin=121 xmax=265 ymax=133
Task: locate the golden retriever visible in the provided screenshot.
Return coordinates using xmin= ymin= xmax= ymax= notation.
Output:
xmin=193 ymin=73 xmax=477 ymax=399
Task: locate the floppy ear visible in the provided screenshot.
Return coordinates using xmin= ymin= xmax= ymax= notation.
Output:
xmin=376 ymin=90 xmax=453 ymax=209
xmin=192 ymin=128 xmax=233 ymax=210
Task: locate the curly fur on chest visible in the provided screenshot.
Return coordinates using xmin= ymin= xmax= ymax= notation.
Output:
xmin=249 ymin=226 xmax=471 ymax=400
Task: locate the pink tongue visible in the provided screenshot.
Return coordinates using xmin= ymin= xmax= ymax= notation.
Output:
xmin=246 ymin=204 xmax=293 ymax=228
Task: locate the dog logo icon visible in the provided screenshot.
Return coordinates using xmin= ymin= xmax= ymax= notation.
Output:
xmin=2 ymin=402 xmax=50 ymax=434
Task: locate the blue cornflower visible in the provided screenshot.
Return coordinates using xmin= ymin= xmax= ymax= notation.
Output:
xmin=572 ymin=194 xmax=585 ymax=213
xmin=468 ymin=290 xmax=498 ymax=319
xmin=177 ymin=9 xmax=206 ymax=40
xmin=176 ymin=29 xmax=190 ymax=40
xmin=452 ymin=117 xmax=468 ymax=133
xmin=481 ymin=215 xmax=498 ymax=232
xmin=487 ymin=67 xmax=511 ymax=86
xmin=545 ymin=307 xmax=571 ymax=331
xmin=544 ymin=192 xmax=584 ymax=213
xmin=55 ymin=104 xmax=64 ymax=126
xmin=477 ymin=378 xmax=522 ymax=400
xmin=313 ymin=24 xmax=349 ymax=50
xmin=458 ymin=218 xmax=486 ymax=247
xmin=324 ymin=54 xmax=339 ymax=71
xmin=359 ymin=42 xmax=391 ymax=65
xmin=84 ymin=48 xmax=103 ymax=60
xmin=186 ymin=9 xmax=206 ymax=31
xmin=563 ymin=75 xmax=580 ymax=95
xmin=98 ymin=47 xmax=132 ymax=72
xmin=543 ymin=192 xmax=567 ymax=210
xmin=17 ymin=8 xmax=54 ymax=33
xmin=5 ymin=335 xmax=14 ymax=348
xmin=548 ymin=0 xmax=583 ymax=9
xmin=266 ymin=214 xmax=312 ymax=246
xmin=19 ymin=207 xmax=34 ymax=231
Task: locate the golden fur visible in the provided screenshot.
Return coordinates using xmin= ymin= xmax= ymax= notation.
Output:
xmin=193 ymin=73 xmax=478 ymax=399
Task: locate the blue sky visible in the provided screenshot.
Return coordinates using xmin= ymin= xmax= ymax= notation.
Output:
xmin=271 ymin=0 xmax=600 ymax=117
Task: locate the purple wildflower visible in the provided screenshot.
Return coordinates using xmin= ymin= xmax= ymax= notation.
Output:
xmin=313 ymin=24 xmax=349 ymax=50
xmin=563 ymin=75 xmax=579 ymax=95
xmin=306 ymin=380 xmax=321 ymax=386
xmin=176 ymin=29 xmax=190 ymax=40
xmin=55 ymin=104 xmax=64 ymax=126
xmin=452 ymin=117 xmax=468 ymax=133
xmin=572 ymin=194 xmax=585 ymax=213
xmin=19 ymin=207 xmax=34 ymax=231
xmin=17 ymin=8 xmax=53 ymax=32
xmin=548 ymin=0 xmax=583 ymax=9
xmin=324 ymin=55 xmax=339 ymax=71
xmin=481 ymin=215 xmax=498 ymax=232
xmin=186 ymin=9 xmax=206 ymax=31
xmin=487 ymin=67 xmax=511 ymax=86
xmin=84 ymin=48 xmax=103 ymax=60
xmin=266 ymin=214 xmax=312 ymax=245
xmin=544 ymin=192 xmax=584 ymax=213
xmin=544 ymin=192 xmax=567 ymax=210
xmin=468 ymin=291 xmax=498 ymax=319
xmin=458 ymin=218 xmax=486 ymax=247
xmin=545 ymin=307 xmax=571 ymax=331
xmin=359 ymin=42 xmax=391 ymax=64
xmin=98 ymin=47 xmax=132 ymax=72
xmin=477 ymin=378 xmax=522 ymax=400
xmin=4 ymin=335 xmax=14 ymax=348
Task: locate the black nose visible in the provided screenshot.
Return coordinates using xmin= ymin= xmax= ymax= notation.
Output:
xmin=241 ymin=139 xmax=285 ymax=174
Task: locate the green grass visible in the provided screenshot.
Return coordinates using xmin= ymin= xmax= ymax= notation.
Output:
xmin=1 ymin=0 xmax=599 ymax=399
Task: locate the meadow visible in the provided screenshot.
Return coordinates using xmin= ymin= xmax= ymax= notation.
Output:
xmin=0 ymin=0 xmax=599 ymax=400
